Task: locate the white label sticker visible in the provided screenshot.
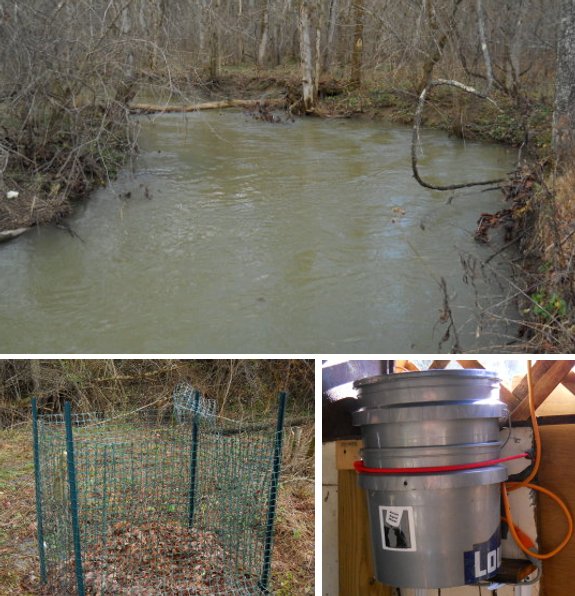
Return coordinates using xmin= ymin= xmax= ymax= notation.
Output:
xmin=379 ymin=506 xmax=417 ymax=552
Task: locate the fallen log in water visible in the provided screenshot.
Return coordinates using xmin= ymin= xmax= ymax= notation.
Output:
xmin=129 ymin=98 xmax=287 ymax=114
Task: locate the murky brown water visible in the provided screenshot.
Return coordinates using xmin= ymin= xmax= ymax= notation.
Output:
xmin=0 ymin=112 xmax=516 ymax=353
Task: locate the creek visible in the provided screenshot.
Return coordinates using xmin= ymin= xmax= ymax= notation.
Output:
xmin=0 ymin=111 xmax=516 ymax=352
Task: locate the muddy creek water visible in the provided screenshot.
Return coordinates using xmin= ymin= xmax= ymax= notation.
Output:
xmin=0 ymin=112 xmax=517 ymax=353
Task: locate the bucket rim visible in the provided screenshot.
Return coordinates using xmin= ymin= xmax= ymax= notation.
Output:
xmin=354 ymin=369 xmax=500 ymax=389
xmin=353 ymin=401 xmax=506 ymax=425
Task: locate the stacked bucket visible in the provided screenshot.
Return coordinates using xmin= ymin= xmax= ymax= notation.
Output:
xmin=353 ymin=370 xmax=508 ymax=588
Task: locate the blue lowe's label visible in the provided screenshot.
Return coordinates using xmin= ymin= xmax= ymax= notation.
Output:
xmin=463 ymin=528 xmax=501 ymax=584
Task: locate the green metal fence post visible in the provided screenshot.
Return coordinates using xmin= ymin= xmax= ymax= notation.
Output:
xmin=64 ymin=401 xmax=85 ymax=596
xmin=32 ymin=398 xmax=47 ymax=583
xmin=258 ymin=391 xmax=287 ymax=593
xmin=188 ymin=390 xmax=201 ymax=528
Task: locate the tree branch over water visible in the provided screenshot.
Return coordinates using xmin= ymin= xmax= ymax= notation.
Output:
xmin=411 ymin=79 xmax=507 ymax=191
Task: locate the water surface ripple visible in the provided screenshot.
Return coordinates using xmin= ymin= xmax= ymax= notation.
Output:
xmin=0 ymin=112 xmax=516 ymax=352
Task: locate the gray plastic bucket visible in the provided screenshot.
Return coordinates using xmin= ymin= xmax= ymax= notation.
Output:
xmin=354 ymin=402 xmax=506 ymax=449
xmin=361 ymin=441 xmax=503 ymax=468
xmin=353 ymin=370 xmax=508 ymax=588
xmin=358 ymin=466 xmax=507 ymax=588
xmin=354 ymin=369 xmax=500 ymax=408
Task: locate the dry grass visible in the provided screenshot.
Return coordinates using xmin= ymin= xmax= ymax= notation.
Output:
xmin=496 ymin=165 xmax=575 ymax=352
xmin=0 ymin=359 xmax=314 ymax=428
xmin=0 ymin=427 xmax=37 ymax=596
xmin=271 ymin=480 xmax=315 ymax=595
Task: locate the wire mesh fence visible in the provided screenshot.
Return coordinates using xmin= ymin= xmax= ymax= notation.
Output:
xmin=173 ymin=384 xmax=218 ymax=424
xmin=33 ymin=387 xmax=287 ymax=595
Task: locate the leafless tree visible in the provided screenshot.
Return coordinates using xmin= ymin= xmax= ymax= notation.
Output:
xmin=349 ymin=0 xmax=364 ymax=88
xmin=299 ymin=0 xmax=318 ymax=111
xmin=554 ymin=0 xmax=575 ymax=166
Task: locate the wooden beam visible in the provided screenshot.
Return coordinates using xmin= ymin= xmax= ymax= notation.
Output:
xmin=506 ymin=361 xmax=554 ymax=411
xmin=428 ymin=360 xmax=450 ymax=369
xmin=535 ymin=384 xmax=575 ymax=417
xmin=394 ymin=360 xmax=420 ymax=372
xmin=505 ymin=360 xmax=553 ymax=411
xmin=338 ymin=469 xmax=392 ymax=596
xmin=336 ymin=440 xmax=362 ymax=471
xmin=560 ymin=371 xmax=575 ymax=396
xmin=499 ymin=383 xmax=515 ymax=408
xmin=511 ymin=361 xmax=575 ymax=420
xmin=456 ymin=360 xmax=485 ymax=369
xmin=538 ymin=425 xmax=575 ymax=596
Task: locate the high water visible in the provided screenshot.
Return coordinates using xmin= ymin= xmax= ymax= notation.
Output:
xmin=0 ymin=112 xmax=517 ymax=352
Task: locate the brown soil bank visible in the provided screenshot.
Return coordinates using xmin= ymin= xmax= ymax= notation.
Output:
xmin=0 ymin=101 xmax=134 ymax=240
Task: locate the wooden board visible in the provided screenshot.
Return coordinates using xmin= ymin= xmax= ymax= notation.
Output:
xmin=506 ymin=361 xmax=555 ymax=412
xmin=323 ymin=443 xmax=339 ymax=596
xmin=538 ymin=425 xmax=575 ymax=596
xmin=536 ymin=384 xmax=575 ymax=417
xmin=338 ymin=469 xmax=392 ymax=596
xmin=559 ymin=371 xmax=575 ymax=396
xmin=456 ymin=360 xmax=484 ymax=369
xmin=429 ymin=360 xmax=452 ymax=369
xmin=336 ymin=440 xmax=362 ymax=471
xmin=511 ymin=361 xmax=575 ymax=420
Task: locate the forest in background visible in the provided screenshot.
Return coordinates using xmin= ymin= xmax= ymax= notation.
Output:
xmin=0 ymin=359 xmax=314 ymax=426
xmin=0 ymin=0 xmax=565 ymax=219
xmin=1 ymin=0 xmax=574 ymax=350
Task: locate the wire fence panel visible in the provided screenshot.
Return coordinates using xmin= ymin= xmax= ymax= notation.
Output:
xmin=33 ymin=388 xmax=287 ymax=595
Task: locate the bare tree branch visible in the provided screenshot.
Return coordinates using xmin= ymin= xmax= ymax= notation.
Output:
xmin=411 ymin=79 xmax=506 ymax=191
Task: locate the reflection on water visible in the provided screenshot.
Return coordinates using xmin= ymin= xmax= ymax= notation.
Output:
xmin=0 ymin=112 xmax=516 ymax=352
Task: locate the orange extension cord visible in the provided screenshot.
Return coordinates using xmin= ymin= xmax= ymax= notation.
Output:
xmin=397 ymin=360 xmax=573 ymax=559
xmin=501 ymin=360 xmax=574 ymax=560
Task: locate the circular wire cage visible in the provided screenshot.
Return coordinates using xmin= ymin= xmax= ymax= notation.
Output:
xmin=33 ymin=387 xmax=287 ymax=595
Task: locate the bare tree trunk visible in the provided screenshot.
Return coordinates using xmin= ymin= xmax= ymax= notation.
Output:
xmin=257 ymin=0 xmax=270 ymax=67
xmin=121 ymin=3 xmax=134 ymax=79
xmin=206 ymin=0 xmax=221 ymax=79
xmin=323 ymin=0 xmax=339 ymax=73
xmin=314 ymin=1 xmax=324 ymax=99
xmin=349 ymin=0 xmax=364 ymax=88
xmin=238 ymin=0 xmax=244 ymax=62
xmin=509 ymin=0 xmax=529 ymax=96
xmin=199 ymin=0 xmax=220 ymax=79
xmin=299 ymin=0 xmax=315 ymax=111
xmin=554 ymin=0 xmax=575 ymax=167
xmin=417 ymin=0 xmax=465 ymax=93
xmin=30 ymin=360 xmax=41 ymax=395
xmin=273 ymin=21 xmax=282 ymax=65
xmin=131 ymin=98 xmax=287 ymax=113
xmin=476 ymin=0 xmax=493 ymax=92
xmin=149 ymin=0 xmax=166 ymax=70
xmin=199 ymin=0 xmax=207 ymax=60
